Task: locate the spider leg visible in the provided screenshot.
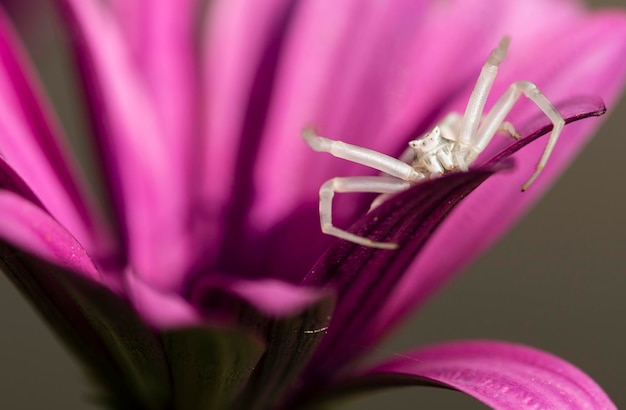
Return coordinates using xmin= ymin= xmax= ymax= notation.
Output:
xmin=498 ymin=121 xmax=521 ymax=140
xmin=471 ymin=80 xmax=564 ymax=190
xmin=397 ymin=145 xmax=415 ymax=164
xmin=302 ymin=128 xmax=421 ymax=181
xmin=319 ymin=176 xmax=411 ymax=249
xmin=457 ymin=37 xmax=510 ymax=146
xmin=439 ymin=112 xmax=463 ymax=138
xmin=438 ymin=112 xmax=519 ymax=141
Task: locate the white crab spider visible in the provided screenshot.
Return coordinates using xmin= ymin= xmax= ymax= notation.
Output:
xmin=303 ymin=37 xmax=564 ymax=250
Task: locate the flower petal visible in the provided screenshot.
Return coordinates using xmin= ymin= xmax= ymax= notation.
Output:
xmin=192 ymin=275 xmax=331 ymax=318
xmin=0 ymin=8 xmax=113 ymax=262
xmin=124 ymin=273 xmax=203 ymax=328
xmin=340 ymin=340 xmax=616 ymax=410
xmin=374 ymin=12 xmax=626 ymax=338
xmin=0 ymin=190 xmax=100 ymax=280
xmin=111 ymin=0 xmax=199 ymax=135
xmin=200 ymin=0 xmax=298 ymax=268
xmin=300 ymin=100 xmax=605 ymax=379
xmin=109 ymin=0 xmax=199 ymax=184
xmin=54 ymin=0 xmax=196 ymax=290
xmin=0 ymin=154 xmax=44 ymax=207
xmin=301 ymin=166 xmax=504 ymax=379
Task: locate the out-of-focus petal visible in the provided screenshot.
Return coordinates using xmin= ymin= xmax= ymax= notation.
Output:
xmin=0 ymin=190 xmax=100 ymax=280
xmin=0 ymin=154 xmax=44 ymax=207
xmin=374 ymin=11 xmax=626 ymax=337
xmin=342 ymin=341 xmax=616 ymax=410
xmin=54 ymin=0 xmax=196 ymax=291
xmin=124 ymin=273 xmax=203 ymax=328
xmin=0 ymin=8 xmax=113 ymax=262
xmin=109 ymin=0 xmax=199 ymax=189
xmin=200 ymin=0 xmax=297 ymax=267
xmin=192 ymin=275 xmax=331 ymax=318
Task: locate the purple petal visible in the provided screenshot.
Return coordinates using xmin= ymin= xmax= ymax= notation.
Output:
xmin=199 ymin=0 xmax=298 ymax=268
xmin=374 ymin=13 xmax=626 ymax=337
xmin=0 ymin=190 xmax=100 ymax=281
xmin=357 ymin=340 xmax=616 ymax=410
xmin=54 ymin=0 xmax=196 ymax=291
xmin=124 ymin=273 xmax=202 ymax=329
xmin=0 ymin=9 xmax=114 ymax=262
xmin=191 ymin=275 xmax=331 ymax=318
xmin=301 ymin=165 xmax=505 ymax=378
xmin=109 ymin=0 xmax=199 ymax=185
xmin=301 ymin=100 xmax=605 ymax=379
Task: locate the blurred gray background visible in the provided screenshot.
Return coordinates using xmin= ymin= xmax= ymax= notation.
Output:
xmin=1 ymin=0 xmax=625 ymax=409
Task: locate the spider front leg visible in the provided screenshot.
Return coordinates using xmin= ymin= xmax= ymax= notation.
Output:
xmin=471 ymin=80 xmax=564 ymax=190
xmin=499 ymin=121 xmax=521 ymax=141
xmin=319 ymin=176 xmax=411 ymax=249
xmin=302 ymin=128 xmax=422 ymax=182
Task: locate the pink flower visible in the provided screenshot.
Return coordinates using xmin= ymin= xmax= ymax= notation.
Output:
xmin=0 ymin=0 xmax=624 ymax=408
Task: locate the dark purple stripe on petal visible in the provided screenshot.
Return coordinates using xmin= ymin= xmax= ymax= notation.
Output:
xmin=215 ymin=1 xmax=300 ymax=272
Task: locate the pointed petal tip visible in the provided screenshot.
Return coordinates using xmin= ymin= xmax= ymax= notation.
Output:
xmin=124 ymin=273 xmax=202 ymax=329
xmin=0 ymin=191 xmax=100 ymax=281
xmin=358 ymin=340 xmax=616 ymax=410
